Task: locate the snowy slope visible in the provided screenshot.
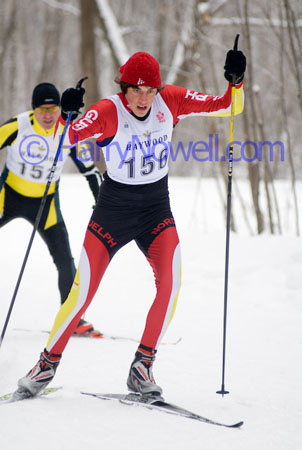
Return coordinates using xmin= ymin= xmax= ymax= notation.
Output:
xmin=0 ymin=175 xmax=301 ymax=450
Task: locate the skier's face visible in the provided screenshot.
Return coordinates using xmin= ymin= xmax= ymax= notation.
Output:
xmin=125 ymin=86 xmax=157 ymax=117
xmin=34 ymin=104 xmax=60 ymax=130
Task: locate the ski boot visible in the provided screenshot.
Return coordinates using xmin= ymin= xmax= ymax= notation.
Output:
xmin=18 ymin=349 xmax=61 ymax=396
xmin=127 ymin=349 xmax=163 ymax=396
xmin=73 ymin=318 xmax=103 ymax=338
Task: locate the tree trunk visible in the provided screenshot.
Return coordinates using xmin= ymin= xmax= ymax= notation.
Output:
xmin=80 ymin=0 xmax=100 ymax=107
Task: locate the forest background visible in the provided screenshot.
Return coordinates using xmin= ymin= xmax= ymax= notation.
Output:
xmin=0 ymin=0 xmax=301 ymax=235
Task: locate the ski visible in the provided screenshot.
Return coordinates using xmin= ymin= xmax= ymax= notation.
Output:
xmin=0 ymin=386 xmax=62 ymax=404
xmin=81 ymin=392 xmax=244 ymax=428
xmin=12 ymin=328 xmax=181 ymax=345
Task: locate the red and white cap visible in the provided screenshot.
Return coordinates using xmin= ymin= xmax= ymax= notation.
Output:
xmin=119 ymin=52 xmax=162 ymax=88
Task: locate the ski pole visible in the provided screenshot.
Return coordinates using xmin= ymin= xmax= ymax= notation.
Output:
xmin=0 ymin=77 xmax=86 ymax=350
xmin=216 ymin=34 xmax=240 ymax=396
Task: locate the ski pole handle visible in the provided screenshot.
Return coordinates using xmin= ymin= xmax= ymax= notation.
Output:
xmin=232 ymin=34 xmax=240 ymax=86
xmin=76 ymin=76 xmax=88 ymax=90
xmin=233 ymin=34 xmax=240 ymax=51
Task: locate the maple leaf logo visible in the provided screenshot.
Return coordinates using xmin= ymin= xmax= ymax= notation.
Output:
xmin=156 ymin=111 xmax=165 ymax=123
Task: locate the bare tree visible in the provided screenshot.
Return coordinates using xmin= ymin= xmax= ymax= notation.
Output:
xmin=0 ymin=0 xmax=302 ymax=235
xmin=279 ymin=0 xmax=300 ymax=235
xmin=80 ymin=0 xmax=100 ymax=106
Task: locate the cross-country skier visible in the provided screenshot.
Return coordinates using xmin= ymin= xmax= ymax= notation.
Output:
xmin=0 ymin=83 xmax=102 ymax=337
xmin=17 ymin=47 xmax=246 ymax=396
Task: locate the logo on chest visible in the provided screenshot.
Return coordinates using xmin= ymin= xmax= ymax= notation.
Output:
xmin=156 ymin=111 xmax=165 ymax=123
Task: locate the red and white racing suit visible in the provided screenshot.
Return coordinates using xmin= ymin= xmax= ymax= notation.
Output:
xmin=46 ymin=82 xmax=243 ymax=355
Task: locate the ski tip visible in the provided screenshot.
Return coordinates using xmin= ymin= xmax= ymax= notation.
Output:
xmin=230 ymin=420 xmax=244 ymax=428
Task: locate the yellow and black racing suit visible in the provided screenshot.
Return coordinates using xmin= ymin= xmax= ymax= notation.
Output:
xmin=0 ymin=110 xmax=101 ymax=303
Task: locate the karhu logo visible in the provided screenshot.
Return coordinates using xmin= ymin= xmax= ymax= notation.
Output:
xmin=137 ymin=78 xmax=145 ymax=85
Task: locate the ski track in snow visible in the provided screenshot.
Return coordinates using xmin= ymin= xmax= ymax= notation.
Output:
xmin=0 ymin=175 xmax=301 ymax=450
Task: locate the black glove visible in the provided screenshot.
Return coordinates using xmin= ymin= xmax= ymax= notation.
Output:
xmin=61 ymin=87 xmax=85 ymax=120
xmin=224 ymin=49 xmax=246 ymax=85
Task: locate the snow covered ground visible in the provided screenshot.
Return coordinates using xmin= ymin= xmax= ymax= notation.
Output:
xmin=0 ymin=175 xmax=301 ymax=450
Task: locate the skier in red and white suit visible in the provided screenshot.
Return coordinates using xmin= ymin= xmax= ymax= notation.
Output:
xmin=18 ymin=48 xmax=246 ymax=396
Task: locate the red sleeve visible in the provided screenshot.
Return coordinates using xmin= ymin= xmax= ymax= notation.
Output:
xmin=58 ymin=99 xmax=118 ymax=145
xmin=160 ymin=83 xmax=242 ymax=125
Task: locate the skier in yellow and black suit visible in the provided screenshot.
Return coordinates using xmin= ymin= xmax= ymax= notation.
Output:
xmin=0 ymin=82 xmax=102 ymax=337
